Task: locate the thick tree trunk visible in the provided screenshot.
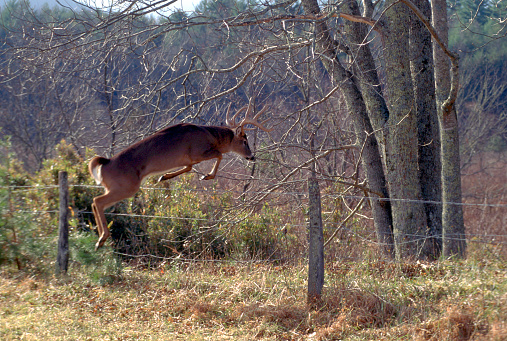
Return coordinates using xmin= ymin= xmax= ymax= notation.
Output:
xmin=341 ymin=0 xmax=389 ymax=134
xmin=440 ymin=120 xmax=466 ymax=257
xmin=340 ymin=0 xmax=394 ymax=256
xmin=302 ymin=0 xmax=394 ymax=256
xmin=431 ymin=0 xmax=466 ymax=258
xmin=381 ymin=0 xmax=428 ymax=260
xmin=409 ymin=0 xmax=442 ymax=259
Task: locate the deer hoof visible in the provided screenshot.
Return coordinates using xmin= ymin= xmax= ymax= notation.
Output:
xmin=158 ymin=174 xmax=170 ymax=183
xmin=95 ymin=240 xmax=104 ymax=251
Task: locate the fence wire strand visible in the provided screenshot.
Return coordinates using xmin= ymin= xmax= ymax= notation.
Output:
xmin=3 ymin=183 xmax=507 ymax=208
xmin=2 ymin=183 xmax=506 ymax=260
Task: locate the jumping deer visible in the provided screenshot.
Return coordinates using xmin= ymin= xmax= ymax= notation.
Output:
xmin=88 ymin=101 xmax=272 ymax=250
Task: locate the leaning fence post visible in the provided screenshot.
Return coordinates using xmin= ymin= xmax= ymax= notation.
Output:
xmin=56 ymin=171 xmax=69 ymax=275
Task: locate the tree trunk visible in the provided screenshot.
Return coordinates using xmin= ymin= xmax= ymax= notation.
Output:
xmin=409 ymin=0 xmax=442 ymax=259
xmin=302 ymin=0 xmax=394 ymax=257
xmin=381 ymin=0 xmax=428 ymax=260
xmin=340 ymin=0 xmax=394 ymax=256
xmin=431 ymin=0 xmax=466 ymax=258
xmin=440 ymin=122 xmax=466 ymax=257
xmin=341 ymin=0 xmax=390 ymax=134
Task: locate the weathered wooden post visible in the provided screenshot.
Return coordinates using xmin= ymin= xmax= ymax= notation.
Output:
xmin=307 ymin=175 xmax=324 ymax=304
xmin=56 ymin=171 xmax=69 ymax=274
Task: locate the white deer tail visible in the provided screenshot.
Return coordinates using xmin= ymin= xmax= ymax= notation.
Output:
xmin=88 ymin=156 xmax=110 ymax=185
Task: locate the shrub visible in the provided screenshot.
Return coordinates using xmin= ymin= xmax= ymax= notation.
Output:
xmin=0 ymin=137 xmax=54 ymax=271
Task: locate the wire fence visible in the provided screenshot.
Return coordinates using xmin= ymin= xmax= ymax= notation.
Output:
xmin=3 ymin=183 xmax=507 ymax=208
xmin=3 ymin=183 xmax=507 ymax=217
xmin=2 ymin=182 xmax=506 ymax=255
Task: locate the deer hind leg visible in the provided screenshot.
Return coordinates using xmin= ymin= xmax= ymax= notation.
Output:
xmin=91 ymin=200 xmax=109 ymax=250
xmin=158 ymin=165 xmax=193 ymax=182
xmin=92 ymin=189 xmax=136 ymax=250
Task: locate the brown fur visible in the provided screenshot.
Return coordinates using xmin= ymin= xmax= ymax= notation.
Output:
xmin=88 ymin=123 xmax=256 ymax=250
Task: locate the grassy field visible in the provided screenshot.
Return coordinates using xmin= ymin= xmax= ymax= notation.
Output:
xmin=1 ymin=248 xmax=505 ymax=341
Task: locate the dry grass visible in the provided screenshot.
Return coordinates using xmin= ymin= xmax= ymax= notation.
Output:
xmin=461 ymin=152 xmax=507 ymax=258
xmin=1 ymin=252 xmax=505 ymax=341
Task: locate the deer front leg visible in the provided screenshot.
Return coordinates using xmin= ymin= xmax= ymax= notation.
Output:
xmin=158 ymin=165 xmax=193 ymax=182
xmin=201 ymin=155 xmax=222 ymax=180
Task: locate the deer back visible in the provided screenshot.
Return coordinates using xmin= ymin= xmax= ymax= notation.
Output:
xmin=101 ymin=124 xmax=233 ymax=182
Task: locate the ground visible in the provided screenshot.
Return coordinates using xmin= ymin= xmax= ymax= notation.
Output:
xmin=1 ymin=255 xmax=505 ymax=340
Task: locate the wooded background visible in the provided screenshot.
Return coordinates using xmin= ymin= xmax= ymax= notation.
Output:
xmin=0 ymin=0 xmax=505 ymax=274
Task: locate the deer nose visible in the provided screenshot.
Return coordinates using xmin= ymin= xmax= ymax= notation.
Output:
xmin=246 ymin=155 xmax=255 ymax=161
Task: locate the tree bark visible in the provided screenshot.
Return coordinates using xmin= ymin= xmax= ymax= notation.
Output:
xmin=409 ymin=0 xmax=442 ymax=259
xmin=381 ymin=0 xmax=428 ymax=260
xmin=302 ymin=0 xmax=394 ymax=257
xmin=340 ymin=0 xmax=394 ymax=256
xmin=341 ymin=0 xmax=390 ymax=134
xmin=431 ymin=0 xmax=466 ymax=258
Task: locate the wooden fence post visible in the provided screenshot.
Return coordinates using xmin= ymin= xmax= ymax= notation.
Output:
xmin=307 ymin=175 xmax=324 ymax=304
xmin=56 ymin=171 xmax=69 ymax=275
